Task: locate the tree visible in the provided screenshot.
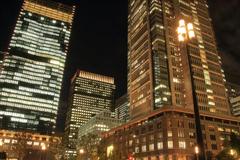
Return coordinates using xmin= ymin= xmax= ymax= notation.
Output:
xmin=216 ymin=149 xmax=235 ymax=160
xmin=13 ymin=132 xmax=32 ymax=160
xmin=97 ymin=138 xmax=107 ymax=160
xmin=216 ymin=133 xmax=240 ymax=160
xmin=77 ymin=133 xmax=99 ymax=160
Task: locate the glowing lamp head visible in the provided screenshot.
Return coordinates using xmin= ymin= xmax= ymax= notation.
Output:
xmin=188 ymin=31 xmax=195 ymax=39
xmin=178 ymin=34 xmax=185 ymax=42
xmin=195 ymin=146 xmax=199 ymax=154
xmin=187 ymin=23 xmax=194 ymax=30
xmin=179 ymin=19 xmax=185 ymax=26
xmin=41 ymin=144 xmax=46 ymax=150
xmin=177 ymin=27 xmax=187 ymax=34
xmin=79 ymin=149 xmax=84 ymax=154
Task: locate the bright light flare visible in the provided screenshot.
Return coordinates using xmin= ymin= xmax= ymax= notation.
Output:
xmin=187 ymin=23 xmax=194 ymax=30
xmin=178 ymin=34 xmax=185 ymax=42
xmin=179 ymin=19 xmax=185 ymax=26
xmin=107 ymin=145 xmax=114 ymax=157
xmin=195 ymin=146 xmax=199 ymax=154
xmin=79 ymin=149 xmax=84 ymax=154
xmin=41 ymin=143 xmax=46 ymax=150
xmin=177 ymin=27 xmax=187 ymax=34
xmin=188 ymin=31 xmax=195 ymax=39
xmin=177 ymin=19 xmax=195 ymax=41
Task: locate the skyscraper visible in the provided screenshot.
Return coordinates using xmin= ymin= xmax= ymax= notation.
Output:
xmin=230 ymin=96 xmax=240 ymax=117
xmin=0 ymin=0 xmax=75 ymax=134
xmin=0 ymin=51 xmax=7 ymax=71
xmin=115 ymin=94 xmax=130 ymax=122
xmin=128 ymin=0 xmax=230 ymax=119
xmin=64 ymin=70 xmax=115 ymax=158
xmin=100 ymin=0 xmax=240 ymax=159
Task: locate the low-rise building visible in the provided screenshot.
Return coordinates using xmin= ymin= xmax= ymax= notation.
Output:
xmin=0 ymin=130 xmax=62 ymax=159
xmin=77 ymin=110 xmax=123 ymax=160
xmin=101 ymin=107 xmax=240 ymax=160
xmin=78 ymin=110 xmax=123 ymax=139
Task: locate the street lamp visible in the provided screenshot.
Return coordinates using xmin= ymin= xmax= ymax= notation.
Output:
xmin=41 ymin=144 xmax=46 ymax=151
xmin=79 ymin=149 xmax=84 ymax=154
xmin=107 ymin=145 xmax=114 ymax=159
xmin=229 ymin=149 xmax=238 ymax=158
xmin=195 ymin=146 xmax=199 ymax=160
xmin=41 ymin=143 xmax=47 ymax=160
xmin=177 ymin=19 xmax=205 ymax=160
xmin=78 ymin=149 xmax=85 ymax=160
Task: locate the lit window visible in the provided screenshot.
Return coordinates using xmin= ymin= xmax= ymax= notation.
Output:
xmin=168 ymin=130 xmax=172 ymax=137
xmin=27 ymin=141 xmax=32 ymax=145
xmin=168 ymin=141 xmax=173 ymax=149
xmin=163 ymin=97 xmax=168 ymax=102
xmin=129 ymin=140 xmax=133 ymax=146
xmin=135 ymin=147 xmax=139 ymax=153
xmin=173 ymin=78 xmax=180 ymax=83
xmin=157 ymin=142 xmax=163 ymax=150
xmin=178 ymin=130 xmax=184 ymax=138
xmin=142 ymin=145 xmax=147 ymax=152
xmin=4 ymin=139 xmax=10 ymax=143
xmin=158 ymin=132 xmax=163 ymax=138
xmin=179 ymin=141 xmax=186 ymax=149
xmin=33 ymin=142 xmax=39 ymax=146
xmin=149 ymin=144 xmax=154 ymax=151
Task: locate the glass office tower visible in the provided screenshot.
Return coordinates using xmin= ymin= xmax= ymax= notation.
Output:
xmin=64 ymin=70 xmax=115 ymax=159
xmin=0 ymin=0 xmax=75 ymax=134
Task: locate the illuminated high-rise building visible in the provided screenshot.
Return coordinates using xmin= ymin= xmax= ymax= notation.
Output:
xmin=115 ymin=94 xmax=130 ymax=122
xmin=0 ymin=51 xmax=7 ymax=71
xmin=64 ymin=70 xmax=115 ymax=158
xmin=100 ymin=0 xmax=240 ymax=159
xmin=0 ymin=0 xmax=75 ymax=134
xmin=128 ymin=0 xmax=230 ymax=119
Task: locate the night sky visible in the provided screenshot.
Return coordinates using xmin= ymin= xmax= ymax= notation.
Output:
xmin=0 ymin=0 xmax=239 ymax=132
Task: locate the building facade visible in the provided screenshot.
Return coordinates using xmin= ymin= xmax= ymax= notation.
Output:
xmin=102 ymin=107 xmax=240 ymax=160
xmin=0 ymin=52 xmax=7 ymax=71
xmin=64 ymin=70 xmax=115 ymax=159
xmin=0 ymin=129 xmax=62 ymax=159
xmin=78 ymin=110 xmax=123 ymax=139
xmin=0 ymin=0 xmax=75 ymax=134
xmin=115 ymin=94 xmax=130 ymax=122
xmin=128 ymin=0 xmax=230 ymax=119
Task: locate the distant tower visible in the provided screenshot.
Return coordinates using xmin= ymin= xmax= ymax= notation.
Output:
xmin=115 ymin=94 xmax=130 ymax=122
xmin=0 ymin=0 xmax=75 ymax=134
xmin=128 ymin=0 xmax=230 ymax=119
xmin=64 ymin=70 xmax=115 ymax=158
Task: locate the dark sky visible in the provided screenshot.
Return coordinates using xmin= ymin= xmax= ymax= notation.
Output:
xmin=208 ymin=0 xmax=240 ymax=84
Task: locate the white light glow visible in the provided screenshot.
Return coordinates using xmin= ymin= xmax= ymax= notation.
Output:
xmin=179 ymin=19 xmax=185 ymax=26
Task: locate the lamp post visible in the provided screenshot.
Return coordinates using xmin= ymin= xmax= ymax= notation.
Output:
xmin=195 ymin=146 xmax=199 ymax=160
xmin=78 ymin=149 xmax=84 ymax=160
xmin=41 ymin=143 xmax=47 ymax=160
xmin=177 ymin=19 xmax=206 ymax=160
xmin=229 ymin=149 xmax=238 ymax=158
